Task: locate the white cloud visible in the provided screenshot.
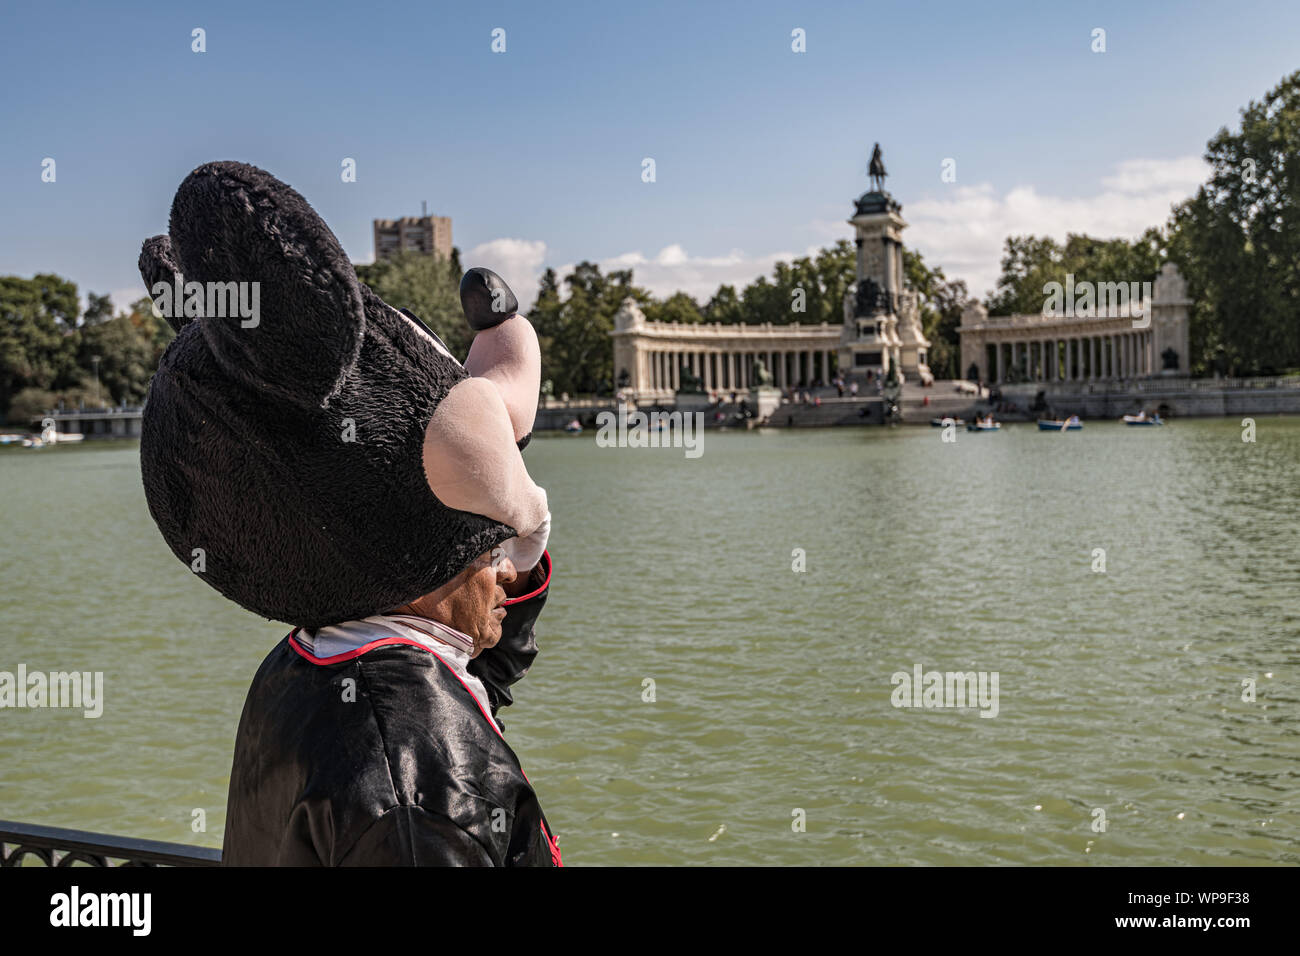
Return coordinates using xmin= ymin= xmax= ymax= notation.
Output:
xmin=109 ymin=286 xmax=148 ymax=315
xmin=905 ymin=156 xmax=1209 ymax=299
xmin=463 ymin=238 xmax=548 ymax=306
xmin=546 ymin=244 xmax=824 ymax=304
xmin=1100 ymin=156 xmax=1209 ymax=193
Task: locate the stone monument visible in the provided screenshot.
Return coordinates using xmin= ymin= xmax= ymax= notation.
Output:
xmin=1151 ymin=262 xmax=1191 ymax=376
xmin=840 ymin=144 xmax=930 ymax=384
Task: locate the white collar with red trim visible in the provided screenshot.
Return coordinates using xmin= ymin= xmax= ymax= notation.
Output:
xmin=300 ymin=614 xmax=499 ymax=731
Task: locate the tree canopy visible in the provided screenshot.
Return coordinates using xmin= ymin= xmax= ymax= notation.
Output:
xmin=1169 ymin=68 xmax=1300 ymax=375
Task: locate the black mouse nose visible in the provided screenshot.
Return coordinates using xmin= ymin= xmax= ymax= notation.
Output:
xmin=460 ymin=267 xmax=518 ymax=330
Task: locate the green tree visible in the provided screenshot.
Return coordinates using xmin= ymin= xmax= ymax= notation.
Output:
xmin=0 ymin=274 xmax=80 ymax=421
xmin=703 ymin=284 xmax=744 ymax=324
xmin=77 ymin=313 xmax=156 ymax=406
xmin=644 ymin=291 xmax=704 ymax=325
xmin=904 ymin=248 xmax=968 ymax=380
xmin=985 ymin=232 xmax=1164 ymax=318
xmin=355 ymin=250 xmax=469 ymax=356
xmin=82 ymin=291 xmax=114 ymax=327
xmin=703 ymin=239 xmax=855 ymax=326
xmin=1169 ymin=69 xmax=1300 ymax=375
xmin=529 ymin=262 xmax=637 ymax=395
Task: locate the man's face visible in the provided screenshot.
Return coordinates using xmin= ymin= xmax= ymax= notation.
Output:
xmin=399 ymin=550 xmax=518 ymax=656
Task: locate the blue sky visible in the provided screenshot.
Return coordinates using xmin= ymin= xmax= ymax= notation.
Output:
xmin=2 ymin=0 xmax=1297 ymax=310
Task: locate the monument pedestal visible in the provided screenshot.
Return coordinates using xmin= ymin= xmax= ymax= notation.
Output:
xmin=748 ymin=386 xmax=783 ymax=422
xmin=674 ymin=391 xmax=712 ymax=413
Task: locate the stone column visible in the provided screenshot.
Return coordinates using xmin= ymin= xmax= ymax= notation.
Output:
xmin=996 ymin=340 xmax=1005 ymax=382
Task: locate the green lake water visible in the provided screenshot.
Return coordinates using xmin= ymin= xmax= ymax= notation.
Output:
xmin=1 ymin=418 xmax=1297 ymax=865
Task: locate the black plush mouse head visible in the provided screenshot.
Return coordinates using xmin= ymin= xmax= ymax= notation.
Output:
xmin=139 ymin=161 xmax=548 ymax=628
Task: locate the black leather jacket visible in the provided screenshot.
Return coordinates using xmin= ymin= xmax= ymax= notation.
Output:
xmin=221 ymin=552 xmax=560 ymax=866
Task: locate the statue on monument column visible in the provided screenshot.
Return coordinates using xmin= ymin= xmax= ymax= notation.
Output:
xmin=869 ymin=143 xmax=887 ymax=192
xmin=855 ymin=277 xmax=882 ymax=317
xmin=751 ymin=358 xmax=774 ymax=387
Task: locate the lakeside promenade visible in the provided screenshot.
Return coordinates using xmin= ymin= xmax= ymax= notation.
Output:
xmin=535 ymin=375 xmax=1300 ymax=430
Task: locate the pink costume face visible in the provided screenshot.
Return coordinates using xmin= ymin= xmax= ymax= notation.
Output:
xmin=422 ymin=313 xmax=549 ymax=543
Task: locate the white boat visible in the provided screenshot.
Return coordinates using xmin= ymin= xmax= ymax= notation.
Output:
xmin=1122 ymin=413 xmax=1163 ymax=426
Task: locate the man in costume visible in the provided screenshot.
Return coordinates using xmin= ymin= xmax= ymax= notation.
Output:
xmin=138 ymin=161 xmax=561 ymax=865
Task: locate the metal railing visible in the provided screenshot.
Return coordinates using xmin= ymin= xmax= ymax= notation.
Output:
xmin=0 ymin=820 xmax=220 ymax=867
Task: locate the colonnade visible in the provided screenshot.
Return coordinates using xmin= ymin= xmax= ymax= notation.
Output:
xmin=984 ymin=330 xmax=1156 ymax=384
xmin=638 ymin=347 xmax=839 ymax=392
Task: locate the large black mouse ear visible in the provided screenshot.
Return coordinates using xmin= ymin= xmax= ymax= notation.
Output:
xmin=165 ymin=161 xmax=366 ymax=407
xmin=138 ymin=235 xmax=191 ymax=333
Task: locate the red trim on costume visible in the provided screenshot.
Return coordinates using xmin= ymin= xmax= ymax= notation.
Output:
xmin=288 ymin=629 xmax=432 ymax=665
xmin=501 ymin=549 xmax=551 ymax=606
xmin=287 ymin=628 xmax=506 ymax=740
xmin=540 ymin=819 xmax=563 ymax=867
